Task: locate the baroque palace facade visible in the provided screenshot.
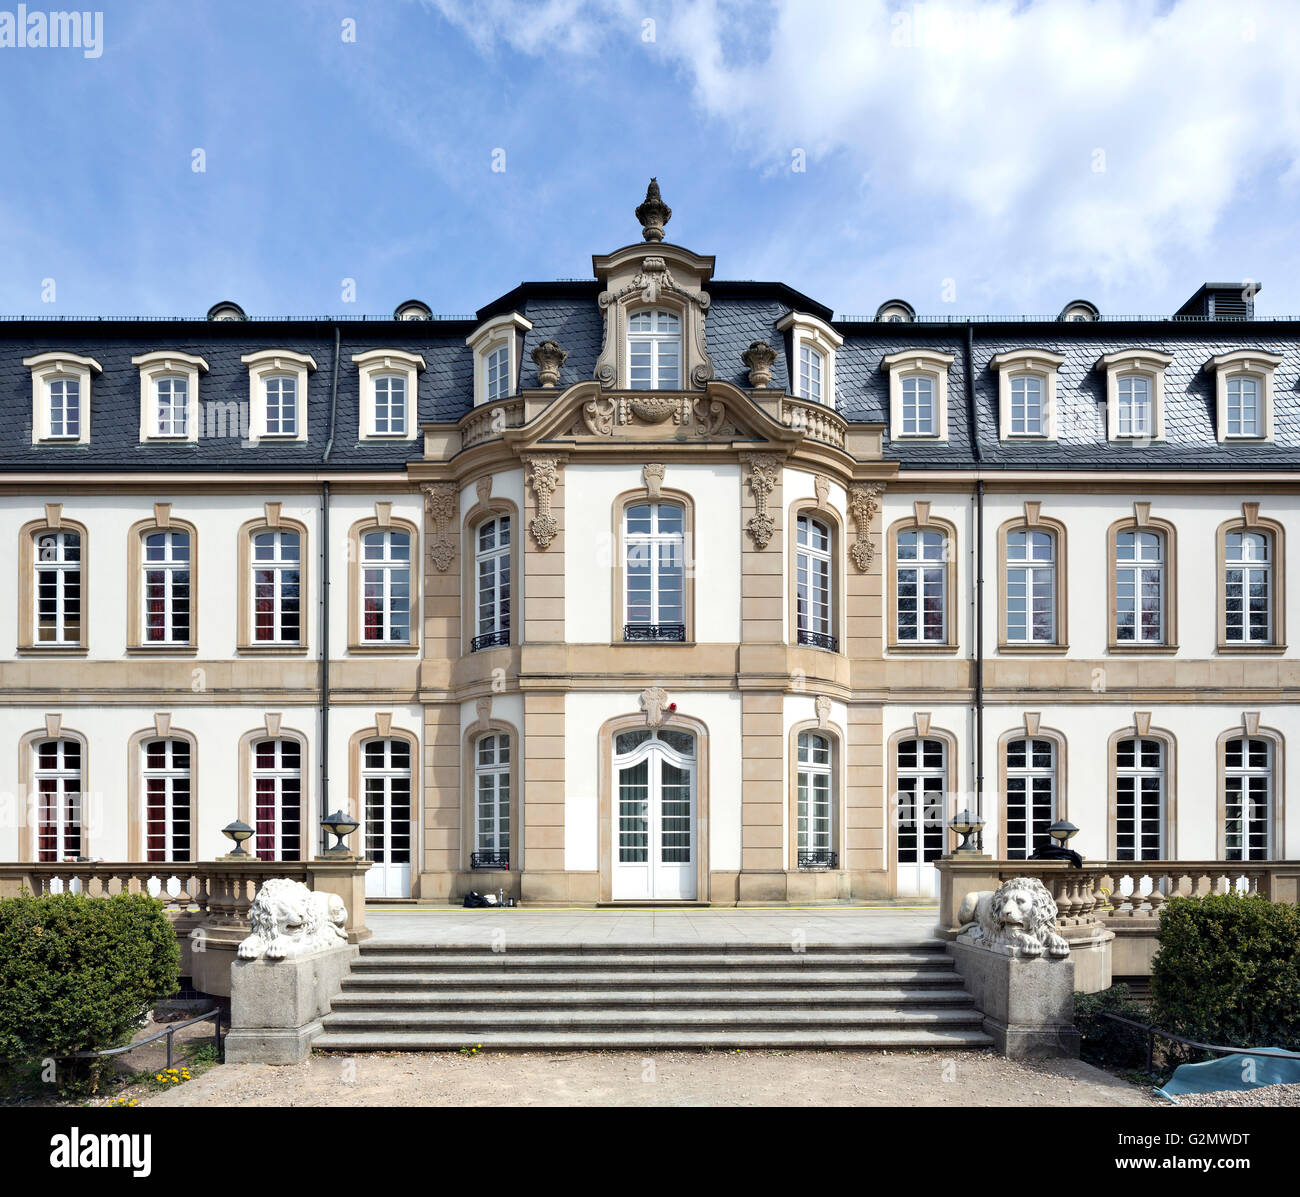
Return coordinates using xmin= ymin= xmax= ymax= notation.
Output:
xmin=2 ymin=182 xmax=1297 ymax=904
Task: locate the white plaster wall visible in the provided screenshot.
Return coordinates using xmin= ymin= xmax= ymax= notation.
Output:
xmin=564 ymin=690 xmax=743 ymax=872
xmin=563 ymin=462 xmax=742 ymax=643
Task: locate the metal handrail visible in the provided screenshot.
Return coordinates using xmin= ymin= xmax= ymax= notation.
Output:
xmin=63 ymin=1007 xmax=225 ymax=1067
xmin=1096 ymin=1009 xmax=1300 ymax=1075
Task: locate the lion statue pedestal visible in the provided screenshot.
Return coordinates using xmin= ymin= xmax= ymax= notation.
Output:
xmin=225 ymin=879 xmax=358 ymax=1065
xmin=948 ymin=876 xmax=1081 ymax=1059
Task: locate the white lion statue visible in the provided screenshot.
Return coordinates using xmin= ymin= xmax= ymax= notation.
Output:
xmin=957 ymin=876 xmax=1070 ymax=959
xmin=237 ymin=878 xmax=348 ymax=960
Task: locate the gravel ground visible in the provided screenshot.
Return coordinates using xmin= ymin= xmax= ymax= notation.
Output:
xmin=1169 ymin=1082 xmax=1300 ymax=1107
xmin=128 ymin=1047 xmax=1161 ymax=1108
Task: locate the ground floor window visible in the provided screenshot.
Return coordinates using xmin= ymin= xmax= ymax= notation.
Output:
xmin=35 ymin=738 xmax=82 ymax=862
xmin=796 ymin=731 xmax=835 ymax=867
xmin=252 ymin=738 xmax=301 ymax=861
xmin=1115 ymin=736 xmax=1166 ymax=861
xmin=143 ymin=738 xmax=191 ymax=863
xmin=896 ymin=737 xmax=946 ymax=867
xmin=474 ymin=733 xmax=510 ymax=868
xmin=363 ymin=738 xmax=411 ymax=870
xmin=1224 ymin=736 xmax=1272 ymax=861
xmin=1004 ymin=737 xmax=1056 ymax=859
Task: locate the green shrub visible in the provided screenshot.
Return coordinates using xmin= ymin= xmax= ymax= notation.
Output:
xmin=1075 ymin=983 xmax=1153 ymax=1073
xmin=1151 ymin=892 xmax=1300 ymax=1053
xmin=0 ymin=892 xmax=180 ymax=1095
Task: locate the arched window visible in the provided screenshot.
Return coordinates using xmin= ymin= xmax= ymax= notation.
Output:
xmin=1004 ymin=737 xmax=1057 ymax=859
xmin=1115 ymin=528 xmax=1164 ymax=644
xmin=1004 ymin=528 xmax=1057 ymax=644
xmin=34 ymin=528 xmax=83 ymax=647
xmin=142 ymin=528 xmax=192 ymax=645
xmin=361 ymin=528 xmax=412 ymax=643
xmin=895 ymin=737 xmax=946 ymax=873
xmin=1223 ymin=736 xmax=1273 ymax=861
xmin=362 ymin=738 xmax=412 ymax=895
xmin=252 ymin=529 xmax=302 ymax=644
xmin=797 ymin=344 xmax=825 ymax=403
xmin=142 ymin=738 xmax=191 ymax=863
xmin=623 ymin=501 xmax=685 ymax=641
xmin=473 ymin=733 xmax=511 ymax=869
xmin=1224 ymin=529 xmax=1272 ymax=644
xmin=34 ymin=739 xmax=83 ymax=862
xmin=252 ymin=738 xmax=302 ymax=861
xmin=796 ymin=731 xmax=835 ymax=868
xmin=627 ymin=309 xmax=681 ymax=390
xmin=373 ymin=374 xmax=407 ymax=435
xmin=473 ymin=515 xmax=511 ymax=651
xmin=1114 ymin=737 xmax=1166 ymax=861
xmin=895 ymin=527 xmax=947 ymax=644
xmin=795 ymin=514 xmax=835 ymax=650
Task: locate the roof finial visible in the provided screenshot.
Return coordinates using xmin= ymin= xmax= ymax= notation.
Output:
xmin=635 ymin=177 xmax=671 ymax=243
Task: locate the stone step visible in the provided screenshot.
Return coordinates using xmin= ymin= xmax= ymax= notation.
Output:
xmin=349 ymin=951 xmax=954 ymax=973
xmin=314 ymin=1027 xmax=995 ymax=1051
xmin=340 ymin=968 xmax=967 ymax=990
xmin=331 ymin=986 xmax=976 ymax=1010
xmin=357 ymin=941 xmax=948 ymax=957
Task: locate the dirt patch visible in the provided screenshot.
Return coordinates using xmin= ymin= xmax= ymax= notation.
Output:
xmin=133 ymin=1047 xmax=1160 ymax=1108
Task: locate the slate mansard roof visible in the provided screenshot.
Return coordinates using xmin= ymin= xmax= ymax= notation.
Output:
xmin=2 ymin=276 xmax=1299 ymax=473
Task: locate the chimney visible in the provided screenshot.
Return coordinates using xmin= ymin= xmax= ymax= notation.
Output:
xmin=1174 ymin=282 xmax=1258 ymax=321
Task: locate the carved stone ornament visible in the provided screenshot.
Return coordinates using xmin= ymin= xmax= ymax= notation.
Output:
xmin=635 ymin=177 xmax=672 ymax=243
xmin=531 ymin=339 xmax=567 ymax=388
xmin=423 ymin=483 xmax=458 ymax=572
xmin=643 ymin=463 xmax=666 ymax=498
xmin=236 ymin=879 xmax=348 ymax=961
xmin=741 ymin=339 xmax=778 ymax=388
xmin=640 ymin=686 xmax=670 ymax=728
xmin=743 ymin=454 xmax=781 ymax=550
xmin=475 ymin=476 xmax=492 ymax=506
xmin=525 ymin=456 xmax=561 ymax=549
xmin=847 ymin=483 xmax=884 ymax=572
xmin=815 ymin=695 xmax=831 ymax=730
xmin=813 ymin=473 xmax=830 ymax=510
xmin=581 ymin=393 xmax=726 ymax=439
xmin=595 ymin=259 xmax=714 ymax=388
xmin=476 ymin=696 xmax=492 ymax=725
xmin=956 ymin=877 xmax=1071 ymax=960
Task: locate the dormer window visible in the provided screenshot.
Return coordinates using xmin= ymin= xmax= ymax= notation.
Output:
xmin=990 ymin=350 xmax=1065 ymax=441
xmin=777 ymin=311 xmax=843 ymax=408
xmin=353 ymin=349 xmax=424 ymax=441
xmin=466 ymin=312 xmax=532 ymax=406
xmin=882 ymin=349 xmax=955 ymax=441
xmin=241 ymin=351 xmax=316 ymax=444
xmin=132 ymin=351 xmax=208 ymax=443
xmin=628 ymin=309 xmax=682 ymax=390
xmin=1117 ymin=376 xmax=1151 ymax=436
xmin=1098 ymin=350 xmax=1170 ymax=442
xmin=24 ymin=352 xmax=101 ymax=445
xmin=1206 ymin=350 xmax=1284 ymax=443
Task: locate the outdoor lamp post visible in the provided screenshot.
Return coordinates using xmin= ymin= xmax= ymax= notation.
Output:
xmin=949 ymin=808 xmax=985 ymax=854
xmin=1048 ymin=819 xmax=1079 ymax=846
xmin=321 ymin=809 xmax=360 ymax=857
xmin=221 ymin=819 xmax=254 ymax=858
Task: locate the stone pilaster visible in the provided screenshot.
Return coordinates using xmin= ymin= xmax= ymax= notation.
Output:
xmin=418 ymin=701 xmax=461 ymax=899
xmin=521 ymin=691 xmax=571 ymax=902
xmin=846 ymin=702 xmax=888 ymax=898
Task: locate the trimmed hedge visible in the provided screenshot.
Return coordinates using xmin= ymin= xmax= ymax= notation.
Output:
xmin=0 ymin=892 xmax=179 ymax=1091
xmin=1151 ymin=892 xmax=1300 ymax=1052
xmin=1074 ymin=983 xmax=1153 ymax=1073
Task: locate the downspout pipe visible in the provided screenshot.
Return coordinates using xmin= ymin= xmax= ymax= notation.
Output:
xmin=965 ymin=322 xmax=986 ymax=850
xmin=319 ymin=325 xmax=341 ymax=839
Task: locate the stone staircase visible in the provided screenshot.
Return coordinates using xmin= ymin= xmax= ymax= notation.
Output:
xmin=313 ymin=939 xmax=993 ymax=1052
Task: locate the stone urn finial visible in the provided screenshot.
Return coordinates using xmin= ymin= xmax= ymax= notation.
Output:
xmin=636 ymin=177 xmax=672 ymax=243
xmin=531 ymin=339 xmax=567 ymax=388
xmin=741 ymin=340 xmax=778 ymax=388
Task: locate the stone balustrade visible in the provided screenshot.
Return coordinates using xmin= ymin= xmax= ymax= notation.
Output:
xmin=781 ymin=396 xmax=846 ymax=448
xmin=459 ymin=397 xmax=526 ymax=448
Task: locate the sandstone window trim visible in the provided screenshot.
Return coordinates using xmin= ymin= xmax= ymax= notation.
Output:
xmin=885 ymin=725 xmax=958 ymax=890
xmin=131 ymin=351 xmax=209 ymax=443
xmin=347 ymin=516 xmax=421 ymax=654
xmin=611 ymin=487 xmax=696 ymax=646
xmin=127 ymin=725 xmax=199 ymax=863
xmin=776 ymin=311 xmax=843 ymax=409
xmin=887 ymin=513 xmax=958 ymax=653
xmin=24 ymin=351 xmax=101 ymax=445
xmin=127 ymin=515 xmax=200 ymax=655
xmin=1097 ymin=349 xmax=1172 ymax=442
xmin=1206 ymin=350 xmax=1284 ymax=443
xmin=1216 ymin=514 xmax=1286 ymax=652
xmin=241 ymin=350 xmax=316 ymax=444
xmin=1106 ymin=515 xmax=1178 ymax=653
xmin=997 ymin=726 xmax=1068 ymax=859
xmin=236 ymin=515 xmax=310 ymax=654
xmin=1216 ymin=725 xmax=1284 ymax=862
xmin=353 ymin=349 xmax=425 ymax=441
xmin=788 ymin=720 xmax=846 ymax=871
xmin=882 ymin=349 xmax=955 ymax=441
xmin=238 ymin=726 xmax=309 ymax=862
xmin=19 ymin=515 xmax=90 ymax=654
xmin=1107 ymin=725 xmax=1178 ymax=860
xmin=989 ymin=349 xmax=1065 ymax=441
xmin=466 ymin=312 xmax=532 ymax=407
xmin=463 ymin=496 xmax=520 ymax=655
xmin=996 ymin=514 xmax=1069 ymax=653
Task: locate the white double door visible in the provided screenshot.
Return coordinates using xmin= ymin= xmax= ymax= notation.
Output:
xmin=613 ymin=737 xmax=697 ymax=900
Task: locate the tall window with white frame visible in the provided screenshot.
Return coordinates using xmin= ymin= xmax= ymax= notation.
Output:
xmin=1226 ymin=377 xmax=1261 ymax=437
xmin=252 ymin=529 xmax=301 ymax=645
xmin=35 ymin=739 xmax=82 ymax=862
xmin=264 ymin=374 xmax=297 ymax=436
xmin=1009 ymin=375 xmax=1044 ymax=435
xmin=1224 ymin=529 xmax=1271 ymax=644
xmin=1117 ymin=375 xmax=1152 ymax=438
xmin=896 ymin=528 xmax=946 ymax=644
xmin=1005 ymin=529 xmax=1055 ymax=644
xmin=155 ymin=376 xmax=188 ymax=437
xmin=1115 ymin=529 xmax=1163 ymax=644
xmin=795 ymin=514 xmax=836 ymax=651
xmin=901 ymin=375 xmax=934 ymax=435
xmin=473 ymin=516 xmax=511 ymax=651
xmin=363 ymin=739 xmax=411 ymax=880
xmin=896 ymin=738 xmax=946 ymax=872
xmin=798 ymin=344 xmax=825 ymax=403
xmin=373 ymin=374 xmax=407 ymax=435
xmin=624 ymin=502 xmax=685 ymax=641
xmin=48 ymin=377 xmax=81 ymax=439
xmin=796 ymin=731 xmax=834 ymax=868
xmin=473 ymin=733 xmax=510 ymax=869
xmin=143 ymin=530 xmax=191 ymax=645
xmin=628 ymin=309 xmax=681 ymax=390
xmin=361 ymin=529 xmax=411 ymax=644
xmin=485 ymin=345 xmax=510 ymax=402
xmin=142 ymin=739 xmax=191 ymax=863
xmin=34 ymin=529 xmax=82 ymax=646
xmin=1115 ymin=737 xmax=1166 ymax=861
xmin=252 ymin=738 xmax=301 ymax=862
xmin=1224 ymin=737 xmax=1272 ymax=861
xmin=1005 ymin=737 xmax=1055 ymax=859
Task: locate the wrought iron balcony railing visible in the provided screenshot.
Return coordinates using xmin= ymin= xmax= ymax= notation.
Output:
xmin=470 ymin=852 xmax=509 ymax=871
xmin=797 ymin=629 xmax=839 ymax=652
xmin=470 ymin=630 xmax=510 ymax=652
xmin=623 ymin=622 xmax=686 ymax=643
xmin=798 ymin=849 xmax=838 ymax=870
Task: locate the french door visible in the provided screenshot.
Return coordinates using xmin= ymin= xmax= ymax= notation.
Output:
xmin=612 ymin=730 xmax=696 ymax=900
xmin=363 ymin=739 xmax=413 ymax=898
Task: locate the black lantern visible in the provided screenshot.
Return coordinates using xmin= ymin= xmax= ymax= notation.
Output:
xmin=949 ymin=808 xmax=985 ymax=853
xmin=321 ymin=809 xmax=360 ymax=856
xmin=221 ymin=819 xmax=254 ymax=857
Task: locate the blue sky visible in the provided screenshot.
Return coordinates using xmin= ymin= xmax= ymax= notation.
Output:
xmin=2 ymin=0 xmax=1299 ymax=319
